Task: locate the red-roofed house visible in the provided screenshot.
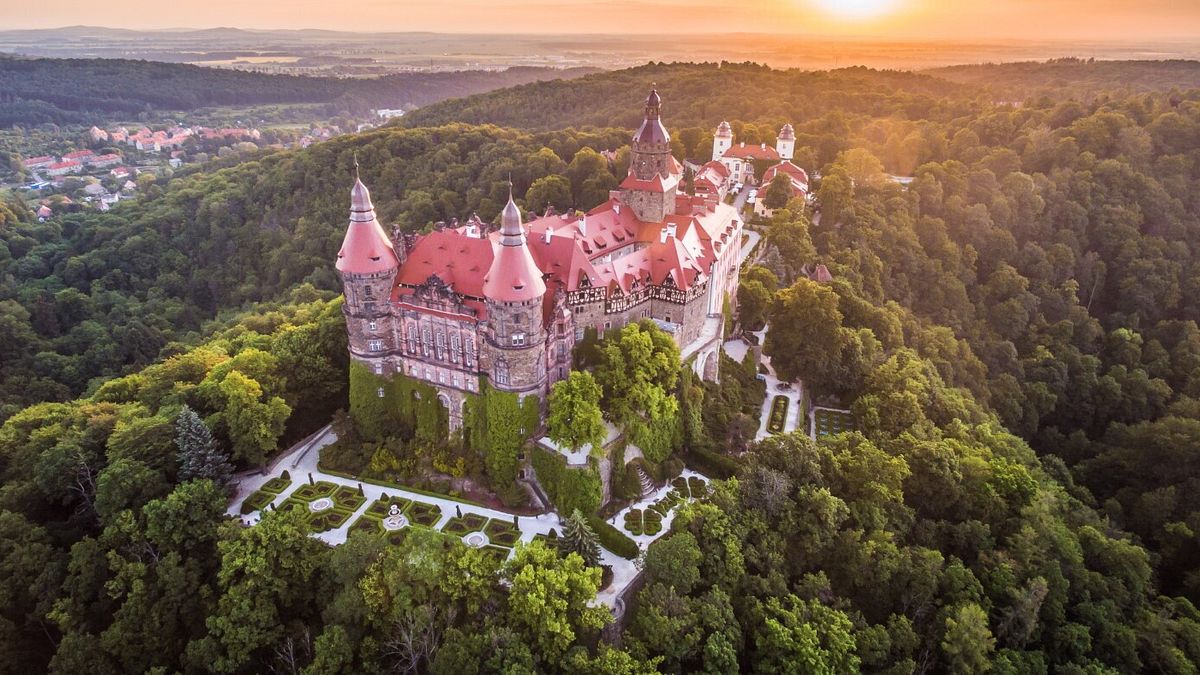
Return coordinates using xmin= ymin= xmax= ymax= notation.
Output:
xmin=712 ymin=123 xmax=796 ymax=187
xmin=754 ymin=160 xmax=810 ymax=217
xmin=23 ymin=156 xmax=55 ymax=170
xmin=337 ymin=90 xmax=742 ymax=435
xmin=62 ymin=150 xmax=95 ymax=163
xmin=90 ymin=153 xmax=122 ymax=168
xmin=45 ymin=161 xmax=82 ymax=177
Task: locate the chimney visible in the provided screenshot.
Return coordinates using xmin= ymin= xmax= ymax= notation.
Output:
xmin=613 ymin=203 xmax=621 ymax=215
xmin=543 ymin=227 xmax=552 ymax=244
xmin=761 ymin=143 xmax=766 ymax=150
xmin=577 ymin=214 xmax=587 ymax=236
xmin=659 ymin=227 xmax=668 ymax=244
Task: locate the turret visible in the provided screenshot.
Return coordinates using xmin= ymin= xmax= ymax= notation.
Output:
xmin=483 ymin=188 xmax=548 ymax=394
xmin=713 ymin=120 xmax=733 ymax=160
xmin=776 ymin=123 xmax=795 ymax=161
xmin=337 ymin=176 xmax=399 ymax=361
xmin=620 ymin=88 xmax=679 ymax=223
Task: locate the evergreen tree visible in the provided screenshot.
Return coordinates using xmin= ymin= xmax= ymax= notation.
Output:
xmin=176 ymin=405 xmax=233 ymax=486
xmin=559 ymin=509 xmax=601 ymax=567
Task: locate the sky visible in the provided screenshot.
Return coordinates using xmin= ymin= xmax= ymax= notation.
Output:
xmin=2 ymin=0 xmax=1200 ymax=40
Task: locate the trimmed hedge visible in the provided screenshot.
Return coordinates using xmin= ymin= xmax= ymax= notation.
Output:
xmin=320 ymin=467 xmax=487 ymax=507
xmin=685 ymin=447 xmax=740 ymax=479
xmin=259 ymin=476 xmax=291 ymax=494
xmin=443 ymin=513 xmax=488 ymax=535
xmin=239 ymin=489 xmax=275 ymax=514
xmin=589 ymin=514 xmax=638 ymax=559
xmin=643 ymin=509 xmax=663 ymax=535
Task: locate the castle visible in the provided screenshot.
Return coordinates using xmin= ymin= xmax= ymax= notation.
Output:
xmin=336 ymin=90 xmax=742 ymax=431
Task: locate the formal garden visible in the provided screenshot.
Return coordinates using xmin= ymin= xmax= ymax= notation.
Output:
xmin=767 ymin=394 xmax=789 ymax=434
xmin=620 ymin=474 xmax=708 ymax=538
xmin=814 ymin=408 xmax=855 ymax=438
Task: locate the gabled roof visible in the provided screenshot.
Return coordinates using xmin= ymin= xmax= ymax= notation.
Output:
xmin=396 ymin=229 xmax=494 ymax=298
xmin=722 ymin=143 xmax=780 ymax=161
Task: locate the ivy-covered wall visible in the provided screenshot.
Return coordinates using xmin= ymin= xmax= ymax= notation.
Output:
xmin=531 ymin=446 xmax=603 ymax=517
xmin=463 ymin=380 xmax=540 ymax=503
xmin=348 ymin=361 xmax=447 ymax=442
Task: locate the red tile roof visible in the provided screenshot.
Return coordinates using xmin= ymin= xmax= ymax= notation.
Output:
xmin=336 ymin=179 xmax=400 ymax=275
xmin=722 ymin=143 xmax=780 ymax=161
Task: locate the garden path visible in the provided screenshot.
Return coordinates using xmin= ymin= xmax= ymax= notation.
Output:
xmin=228 ymin=427 xmax=710 ymax=610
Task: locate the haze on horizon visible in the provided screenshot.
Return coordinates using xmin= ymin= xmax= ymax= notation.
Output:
xmin=2 ymin=0 xmax=1199 ymax=42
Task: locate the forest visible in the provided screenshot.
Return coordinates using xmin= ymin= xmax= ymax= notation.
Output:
xmin=0 ymin=56 xmax=596 ymax=125
xmin=1 ymin=59 xmax=1200 ymax=672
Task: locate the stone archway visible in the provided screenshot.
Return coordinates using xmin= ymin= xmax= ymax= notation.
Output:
xmin=701 ymin=349 xmax=720 ymax=383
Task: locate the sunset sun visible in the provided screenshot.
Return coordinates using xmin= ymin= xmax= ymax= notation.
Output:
xmin=811 ymin=0 xmax=900 ymax=20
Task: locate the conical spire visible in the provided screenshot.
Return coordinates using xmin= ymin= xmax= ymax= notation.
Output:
xmin=499 ymin=180 xmax=523 ymax=244
xmin=337 ymin=175 xmax=399 ymax=274
xmin=633 ymin=87 xmax=670 ymax=146
xmin=484 ymin=180 xmax=546 ymax=303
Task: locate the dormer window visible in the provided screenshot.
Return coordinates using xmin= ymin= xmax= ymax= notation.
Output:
xmin=511 ymin=332 xmax=526 ymax=346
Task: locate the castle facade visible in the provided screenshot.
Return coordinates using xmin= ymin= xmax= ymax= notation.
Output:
xmin=337 ymin=90 xmax=742 ymax=430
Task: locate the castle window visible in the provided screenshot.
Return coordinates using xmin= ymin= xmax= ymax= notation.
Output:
xmin=438 ymin=371 xmax=446 ymax=384
xmin=406 ymin=326 xmax=417 ymax=353
xmin=368 ymin=339 xmax=383 ymax=352
xmin=495 ymin=361 xmax=509 ymax=385
xmin=368 ymin=320 xmax=377 ymax=331
xmin=364 ymin=286 xmax=372 ymax=297
xmin=425 ymin=368 xmax=433 ymax=381
xmin=453 ymin=373 xmax=460 ymax=388
xmin=450 ymin=334 xmax=462 ymax=361
xmin=374 ymin=363 xmax=383 ymax=375
xmin=511 ymin=332 xmax=526 ymax=346
xmin=376 ymin=387 xmax=385 ymax=398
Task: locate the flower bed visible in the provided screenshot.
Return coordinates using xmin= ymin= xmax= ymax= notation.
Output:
xmin=259 ymin=476 xmax=292 ymax=494
xmin=348 ymin=514 xmax=382 ymax=537
xmin=333 ymin=485 xmax=366 ymax=511
xmin=485 ymin=519 xmax=521 ymax=547
xmin=643 ymin=509 xmax=663 ymax=535
xmin=767 ymin=395 xmax=788 ymax=434
xmin=307 ymin=507 xmax=353 ymax=533
xmin=442 ymin=513 xmax=488 ymax=536
xmin=366 ymin=495 xmax=412 ymax=518
xmin=814 ymin=408 xmax=855 ymax=438
xmin=239 ymin=489 xmax=276 ymax=514
xmin=624 ymin=509 xmax=644 ymax=536
xmin=406 ymin=501 xmax=443 ymax=527
xmin=687 ymin=476 xmax=708 ymax=498
xmin=291 ymin=481 xmax=338 ymax=501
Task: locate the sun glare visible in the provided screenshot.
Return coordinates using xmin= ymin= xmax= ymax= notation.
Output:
xmin=811 ymin=0 xmax=901 ymax=20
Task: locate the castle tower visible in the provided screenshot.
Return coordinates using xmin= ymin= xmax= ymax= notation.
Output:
xmin=776 ymin=123 xmax=795 ymax=161
xmin=713 ymin=120 xmax=733 ymax=160
xmin=337 ymin=176 xmax=400 ymax=365
xmin=620 ymin=88 xmax=679 ymax=223
xmin=483 ymin=189 xmax=548 ymax=395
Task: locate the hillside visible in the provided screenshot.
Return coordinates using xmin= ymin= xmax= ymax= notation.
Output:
xmin=0 ymin=55 xmax=598 ymax=124
xmin=929 ymin=57 xmax=1200 ymax=97
xmin=401 ymin=61 xmax=979 ymax=132
xmin=2 ymin=61 xmax=1200 ymax=672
